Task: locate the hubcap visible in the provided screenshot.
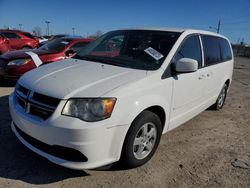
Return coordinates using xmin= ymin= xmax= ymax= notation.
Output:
xmin=218 ymin=86 xmax=226 ymax=108
xmin=133 ymin=122 xmax=157 ymax=160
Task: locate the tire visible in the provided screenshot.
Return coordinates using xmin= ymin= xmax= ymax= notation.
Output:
xmin=210 ymin=83 xmax=228 ymax=110
xmin=121 ymin=110 xmax=162 ymax=168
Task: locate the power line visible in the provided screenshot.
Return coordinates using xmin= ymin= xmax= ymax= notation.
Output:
xmin=209 ymin=20 xmax=221 ymax=33
xmin=222 ymin=19 xmax=250 ymax=25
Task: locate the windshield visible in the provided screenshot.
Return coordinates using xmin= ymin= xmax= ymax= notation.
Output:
xmin=76 ymin=30 xmax=180 ymax=70
xmin=39 ymin=38 xmax=72 ymax=52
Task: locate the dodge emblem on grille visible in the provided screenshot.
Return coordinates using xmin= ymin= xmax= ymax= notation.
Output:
xmin=25 ymin=102 xmax=31 ymax=113
xmin=24 ymin=91 xmax=33 ymax=113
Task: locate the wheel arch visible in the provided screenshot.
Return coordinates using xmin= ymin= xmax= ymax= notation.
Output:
xmin=144 ymin=105 xmax=166 ymax=131
xmin=225 ymin=79 xmax=230 ymax=88
xmin=113 ymin=98 xmax=170 ymax=162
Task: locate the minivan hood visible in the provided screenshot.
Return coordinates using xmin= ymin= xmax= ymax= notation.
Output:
xmin=19 ymin=58 xmax=147 ymax=99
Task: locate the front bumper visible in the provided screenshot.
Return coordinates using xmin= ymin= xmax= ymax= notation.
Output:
xmin=9 ymin=93 xmax=128 ymax=170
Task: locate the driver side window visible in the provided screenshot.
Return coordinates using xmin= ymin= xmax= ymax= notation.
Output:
xmin=172 ymin=35 xmax=202 ymax=68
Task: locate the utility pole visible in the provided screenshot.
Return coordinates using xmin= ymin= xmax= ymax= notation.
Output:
xmin=19 ymin=24 xmax=22 ymax=30
xmin=216 ymin=20 xmax=221 ymax=33
xmin=72 ymin=27 xmax=75 ymax=35
xmin=45 ymin=21 xmax=50 ymax=36
xmin=209 ymin=20 xmax=221 ymax=33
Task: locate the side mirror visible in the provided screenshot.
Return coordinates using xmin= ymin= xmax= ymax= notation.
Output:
xmin=174 ymin=58 xmax=198 ymax=73
xmin=65 ymin=49 xmax=76 ymax=57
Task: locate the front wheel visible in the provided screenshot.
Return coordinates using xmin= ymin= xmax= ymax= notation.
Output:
xmin=121 ymin=111 xmax=162 ymax=168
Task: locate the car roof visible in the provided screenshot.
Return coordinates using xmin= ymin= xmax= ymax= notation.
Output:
xmin=52 ymin=34 xmax=82 ymax=38
xmin=115 ymin=27 xmax=228 ymax=39
xmin=61 ymin=37 xmax=94 ymax=42
xmin=0 ymin=29 xmax=29 ymax=33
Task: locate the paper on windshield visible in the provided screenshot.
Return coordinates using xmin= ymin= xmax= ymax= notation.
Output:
xmin=144 ymin=47 xmax=164 ymax=61
xmin=25 ymin=51 xmax=43 ymax=67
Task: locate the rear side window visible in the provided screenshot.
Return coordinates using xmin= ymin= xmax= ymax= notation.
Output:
xmin=219 ymin=38 xmax=232 ymax=61
xmin=172 ymin=35 xmax=202 ymax=68
xmin=22 ymin=32 xmax=35 ymax=39
xmin=1 ymin=32 xmax=21 ymax=39
xmin=202 ymin=36 xmax=221 ymax=66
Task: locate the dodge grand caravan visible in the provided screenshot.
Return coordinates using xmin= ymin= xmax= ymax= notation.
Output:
xmin=9 ymin=28 xmax=233 ymax=170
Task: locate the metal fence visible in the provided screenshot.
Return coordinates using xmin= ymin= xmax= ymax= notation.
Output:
xmin=232 ymin=45 xmax=250 ymax=58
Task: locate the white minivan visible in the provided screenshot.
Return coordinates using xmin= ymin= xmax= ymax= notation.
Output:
xmin=9 ymin=28 xmax=233 ymax=170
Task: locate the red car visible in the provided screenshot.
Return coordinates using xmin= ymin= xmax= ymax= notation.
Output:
xmin=0 ymin=29 xmax=39 ymax=50
xmin=0 ymin=34 xmax=10 ymax=55
xmin=0 ymin=37 xmax=94 ymax=81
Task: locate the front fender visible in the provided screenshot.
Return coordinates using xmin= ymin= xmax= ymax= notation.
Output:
xmin=121 ymin=94 xmax=170 ymax=132
xmin=108 ymin=93 xmax=171 ymax=161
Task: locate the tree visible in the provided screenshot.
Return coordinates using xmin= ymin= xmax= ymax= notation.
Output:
xmin=88 ymin=30 xmax=103 ymax=38
xmin=3 ymin=25 xmax=10 ymax=29
xmin=95 ymin=30 xmax=103 ymax=37
xmin=32 ymin=26 xmax=42 ymax=36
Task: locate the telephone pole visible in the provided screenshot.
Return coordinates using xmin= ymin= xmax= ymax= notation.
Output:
xmin=72 ymin=27 xmax=75 ymax=35
xmin=209 ymin=20 xmax=221 ymax=33
xmin=19 ymin=24 xmax=22 ymax=30
xmin=217 ymin=20 xmax=221 ymax=33
xmin=45 ymin=21 xmax=50 ymax=36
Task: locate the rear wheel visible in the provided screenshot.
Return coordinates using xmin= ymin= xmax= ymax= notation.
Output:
xmin=211 ymin=83 xmax=228 ymax=110
xmin=121 ymin=111 xmax=162 ymax=168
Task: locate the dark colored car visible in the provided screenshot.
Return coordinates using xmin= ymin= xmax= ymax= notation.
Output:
xmin=0 ymin=29 xmax=39 ymax=50
xmin=50 ymin=34 xmax=82 ymax=40
xmin=39 ymin=34 xmax=82 ymax=47
xmin=0 ymin=37 xmax=94 ymax=81
xmin=0 ymin=34 xmax=10 ymax=55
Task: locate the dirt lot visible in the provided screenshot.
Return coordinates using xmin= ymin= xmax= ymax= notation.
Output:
xmin=0 ymin=57 xmax=249 ymax=188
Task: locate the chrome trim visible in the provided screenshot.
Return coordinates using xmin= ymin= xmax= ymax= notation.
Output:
xmin=14 ymin=84 xmax=59 ymax=119
xmin=29 ymin=102 xmax=54 ymax=112
xmin=16 ymin=90 xmax=28 ymax=99
xmin=15 ymin=92 xmax=26 ymax=102
xmin=29 ymin=98 xmax=56 ymax=110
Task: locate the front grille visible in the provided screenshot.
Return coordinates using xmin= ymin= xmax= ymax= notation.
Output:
xmin=15 ymin=83 xmax=60 ymax=120
xmin=18 ymin=84 xmax=29 ymax=96
xmin=14 ymin=123 xmax=88 ymax=162
xmin=32 ymin=92 xmax=59 ymax=107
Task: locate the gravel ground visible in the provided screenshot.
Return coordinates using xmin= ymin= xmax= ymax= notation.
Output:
xmin=0 ymin=57 xmax=249 ymax=188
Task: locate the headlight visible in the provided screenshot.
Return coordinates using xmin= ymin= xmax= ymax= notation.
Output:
xmin=62 ymin=98 xmax=116 ymax=122
xmin=8 ymin=59 xmax=31 ymax=66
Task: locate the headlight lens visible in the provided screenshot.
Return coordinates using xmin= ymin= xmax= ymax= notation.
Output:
xmin=8 ymin=59 xmax=31 ymax=66
xmin=62 ymin=98 xmax=116 ymax=122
